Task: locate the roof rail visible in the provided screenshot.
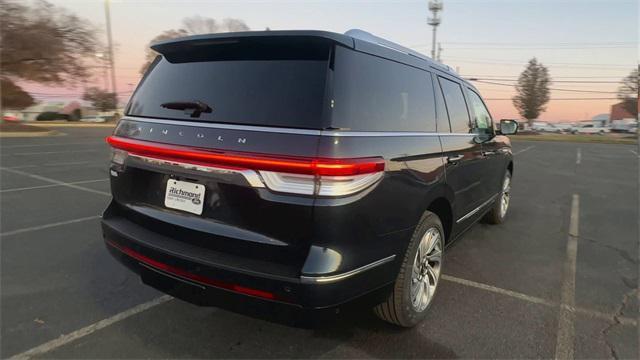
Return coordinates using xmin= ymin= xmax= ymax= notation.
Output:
xmin=344 ymin=29 xmax=458 ymax=76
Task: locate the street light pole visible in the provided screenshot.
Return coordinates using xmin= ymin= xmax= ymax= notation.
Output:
xmin=428 ymin=1 xmax=443 ymax=61
xmin=104 ymin=0 xmax=117 ymax=103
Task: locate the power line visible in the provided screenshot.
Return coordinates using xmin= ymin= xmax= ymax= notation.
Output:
xmin=471 ymin=80 xmax=619 ymax=93
xmin=484 ymin=98 xmax=619 ymax=101
xmin=464 ymin=77 xmax=622 ymax=84
xmin=441 ymin=41 xmax=635 ymax=46
xmin=443 ymin=58 xmax=632 ymax=70
xmin=462 ymin=74 xmax=626 ymax=79
xmin=444 ymin=56 xmax=633 ymax=67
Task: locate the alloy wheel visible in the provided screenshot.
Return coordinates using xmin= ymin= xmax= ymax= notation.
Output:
xmin=500 ymin=174 xmax=511 ymax=218
xmin=410 ymin=227 xmax=443 ymax=312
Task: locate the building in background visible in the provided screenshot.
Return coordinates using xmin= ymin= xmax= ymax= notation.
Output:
xmin=610 ymin=101 xmax=635 ymax=121
xmin=591 ymin=113 xmax=610 ymax=127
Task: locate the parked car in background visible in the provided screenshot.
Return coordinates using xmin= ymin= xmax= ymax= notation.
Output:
xmin=80 ymin=115 xmax=109 ymax=123
xmin=571 ymin=123 xmax=610 ymax=134
xmin=611 ymin=119 xmax=637 ymax=133
xmin=553 ymin=123 xmax=573 ymax=133
xmin=530 ymin=121 xmax=550 ymax=131
xmin=102 ymin=29 xmax=519 ymax=328
xmin=2 ymin=115 xmax=20 ymax=122
xmin=530 ymin=122 xmax=571 ymax=133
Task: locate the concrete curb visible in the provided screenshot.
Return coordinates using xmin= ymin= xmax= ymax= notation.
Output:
xmin=23 ymin=122 xmax=116 ymax=128
xmin=0 ymin=130 xmax=60 ymax=138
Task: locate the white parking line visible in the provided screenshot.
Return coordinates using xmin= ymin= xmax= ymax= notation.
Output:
xmin=3 ymin=161 xmax=96 ymax=170
xmin=576 ymin=148 xmax=582 ymax=165
xmin=47 ymin=160 xmax=95 ymax=167
xmin=7 ymin=270 xmax=633 ymax=359
xmin=0 ymin=216 xmax=102 ymax=237
xmin=629 ymin=149 xmax=638 ymax=156
xmin=0 ymin=167 xmax=110 ymax=197
xmin=11 ymin=149 xmax=101 ymax=156
xmin=442 ymin=274 xmax=555 ymax=307
xmin=442 ymin=274 xmax=637 ymax=326
xmin=513 ymin=145 xmax=535 ymax=155
xmin=0 ymin=179 xmax=108 ymax=193
xmin=1 ymin=141 xmax=103 ymax=149
xmin=555 ymin=194 xmax=580 ymax=360
xmin=8 ymin=295 xmax=173 ymax=360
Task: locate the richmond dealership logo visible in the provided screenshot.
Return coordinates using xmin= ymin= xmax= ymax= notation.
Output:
xmin=168 ymin=187 xmax=202 ymax=205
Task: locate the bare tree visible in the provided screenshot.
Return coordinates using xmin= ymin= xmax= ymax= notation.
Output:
xmin=82 ymin=87 xmax=117 ymax=112
xmin=0 ymin=0 xmax=99 ymax=110
xmin=139 ymin=16 xmax=250 ymax=74
xmin=512 ymin=58 xmax=551 ymax=126
xmin=182 ymin=15 xmax=219 ymax=34
xmin=139 ymin=29 xmax=188 ymax=74
xmin=617 ymin=68 xmax=638 ymax=117
xmin=220 ymin=18 xmax=250 ymax=32
xmin=1 ymin=78 xmax=35 ymax=109
xmin=0 ymin=0 xmax=99 ymax=83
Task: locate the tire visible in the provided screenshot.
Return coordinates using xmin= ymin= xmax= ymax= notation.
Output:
xmin=374 ymin=211 xmax=444 ymax=327
xmin=484 ymin=170 xmax=512 ymax=224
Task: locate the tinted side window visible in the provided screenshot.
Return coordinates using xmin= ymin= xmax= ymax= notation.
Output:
xmin=332 ymin=46 xmax=436 ymax=131
xmin=467 ymin=89 xmax=493 ymax=134
xmin=432 ymin=73 xmax=450 ymax=133
xmin=438 ymin=77 xmax=471 ymax=133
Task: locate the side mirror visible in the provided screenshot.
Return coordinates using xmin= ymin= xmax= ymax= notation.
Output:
xmin=499 ymin=119 xmax=518 ymax=135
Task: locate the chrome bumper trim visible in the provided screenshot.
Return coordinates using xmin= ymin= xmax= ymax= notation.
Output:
xmin=300 ymin=255 xmax=396 ymax=284
xmin=129 ymin=154 xmax=265 ymax=188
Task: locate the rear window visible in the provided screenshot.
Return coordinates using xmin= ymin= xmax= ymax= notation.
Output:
xmin=330 ymin=46 xmax=436 ymax=132
xmin=127 ymin=43 xmax=330 ymax=129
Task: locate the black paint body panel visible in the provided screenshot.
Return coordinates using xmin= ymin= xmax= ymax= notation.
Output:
xmin=102 ymin=31 xmax=514 ymax=317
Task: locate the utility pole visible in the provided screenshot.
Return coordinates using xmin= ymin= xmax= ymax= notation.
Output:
xmin=104 ymin=0 xmax=117 ymax=106
xmin=427 ymin=0 xmax=443 ymax=60
xmin=437 ymin=42 xmax=443 ymax=62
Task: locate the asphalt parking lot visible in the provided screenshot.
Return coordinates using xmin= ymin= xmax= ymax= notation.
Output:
xmin=1 ymin=127 xmax=638 ymax=359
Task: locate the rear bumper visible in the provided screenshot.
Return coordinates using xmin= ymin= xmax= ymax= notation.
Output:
xmin=101 ymin=206 xmax=397 ymax=314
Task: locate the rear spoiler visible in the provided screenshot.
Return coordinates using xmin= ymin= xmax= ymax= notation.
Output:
xmin=150 ymin=30 xmax=355 ymax=55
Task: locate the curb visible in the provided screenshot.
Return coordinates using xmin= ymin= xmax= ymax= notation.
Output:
xmin=23 ymin=122 xmax=117 ymax=128
xmin=0 ymin=130 xmax=61 ymax=138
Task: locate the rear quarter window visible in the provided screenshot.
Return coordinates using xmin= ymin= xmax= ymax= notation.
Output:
xmin=330 ymin=46 xmax=436 ymax=132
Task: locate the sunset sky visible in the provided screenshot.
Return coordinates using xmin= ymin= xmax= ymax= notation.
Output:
xmin=30 ymin=0 xmax=638 ymax=122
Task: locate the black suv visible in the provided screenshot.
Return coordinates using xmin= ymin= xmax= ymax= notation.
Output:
xmin=103 ymin=29 xmax=518 ymax=327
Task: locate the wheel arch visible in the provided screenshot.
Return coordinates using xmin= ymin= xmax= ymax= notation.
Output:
xmin=426 ymin=197 xmax=453 ymax=244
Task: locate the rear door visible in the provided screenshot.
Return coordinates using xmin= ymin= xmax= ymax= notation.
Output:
xmin=434 ymin=74 xmax=486 ymax=222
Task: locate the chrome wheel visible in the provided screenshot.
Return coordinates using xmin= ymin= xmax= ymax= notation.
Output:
xmin=410 ymin=227 xmax=442 ymax=312
xmin=500 ymin=173 xmax=511 ymax=218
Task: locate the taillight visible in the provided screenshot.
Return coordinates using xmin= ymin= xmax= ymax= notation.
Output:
xmin=106 ymin=136 xmax=384 ymax=197
xmin=110 ymin=148 xmax=127 ymax=165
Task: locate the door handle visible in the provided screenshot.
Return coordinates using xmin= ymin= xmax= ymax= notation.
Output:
xmin=482 ymin=151 xmax=497 ymax=156
xmin=447 ymin=155 xmax=464 ymax=164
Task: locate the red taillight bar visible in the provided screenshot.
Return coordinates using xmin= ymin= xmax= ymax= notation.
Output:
xmin=106 ymin=240 xmax=279 ymax=301
xmin=106 ymin=136 xmax=384 ymax=176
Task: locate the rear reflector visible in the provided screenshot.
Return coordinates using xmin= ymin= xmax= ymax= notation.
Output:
xmin=107 ymin=240 xmax=279 ymax=301
xmin=106 ymin=136 xmax=384 ymax=176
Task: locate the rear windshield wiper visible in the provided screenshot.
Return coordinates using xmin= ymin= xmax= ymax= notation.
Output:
xmin=161 ymin=101 xmax=213 ymax=118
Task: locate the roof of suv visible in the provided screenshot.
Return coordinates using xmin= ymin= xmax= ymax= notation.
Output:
xmin=151 ymin=29 xmax=468 ymax=85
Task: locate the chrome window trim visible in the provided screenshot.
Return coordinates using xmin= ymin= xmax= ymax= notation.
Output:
xmin=456 ymin=193 xmax=499 ymax=223
xmin=299 ymin=255 xmax=396 ymax=284
xmin=122 ymin=116 xmax=475 ymax=137
xmin=128 ymin=154 xmax=265 ymax=188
